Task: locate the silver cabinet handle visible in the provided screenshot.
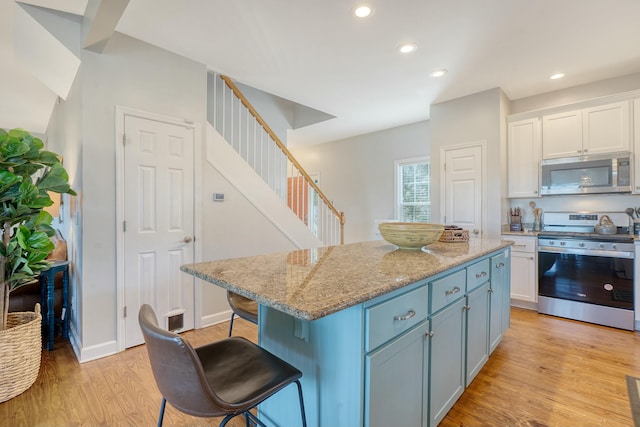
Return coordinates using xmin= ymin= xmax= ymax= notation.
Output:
xmin=425 ymin=330 xmax=434 ymax=338
xmin=394 ymin=309 xmax=416 ymax=321
xmin=445 ymin=286 xmax=461 ymax=295
xmin=495 ymin=262 xmax=504 ymax=269
xmin=488 ymin=288 xmax=494 ymax=294
xmin=512 ymin=244 xmax=527 ymax=247
xmin=463 ymin=305 xmax=471 ymax=311
xmin=475 ymin=271 xmax=488 ymax=278
xmin=183 ymin=236 xmax=193 ymax=243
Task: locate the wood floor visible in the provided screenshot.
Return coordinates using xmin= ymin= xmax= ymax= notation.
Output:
xmin=1 ymin=307 xmax=639 ymax=426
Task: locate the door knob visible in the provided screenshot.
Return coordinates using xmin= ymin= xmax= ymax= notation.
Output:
xmin=183 ymin=236 xmax=193 ymax=243
xmin=473 ymin=229 xmax=479 ymax=235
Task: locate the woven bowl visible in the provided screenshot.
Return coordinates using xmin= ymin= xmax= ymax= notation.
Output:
xmin=378 ymin=222 xmax=445 ymax=249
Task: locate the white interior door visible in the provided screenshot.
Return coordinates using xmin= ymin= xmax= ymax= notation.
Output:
xmin=443 ymin=145 xmax=484 ymax=238
xmin=123 ymin=115 xmax=195 ymax=348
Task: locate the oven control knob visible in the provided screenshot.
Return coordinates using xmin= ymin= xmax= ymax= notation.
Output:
xmin=560 ymin=241 xmax=566 ymax=246
xmin=549 ymin=241 xmax=555 ymax=245
xmin=579 ymin=242 xmax=585 ymax=248
xmin=612 ymin=244 xmax=617 ymax=250
xmin=599 ymin=243 xmax=605 ymax=249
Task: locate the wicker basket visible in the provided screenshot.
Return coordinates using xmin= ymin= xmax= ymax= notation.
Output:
xmin=0 ymin=303 xmax=42 ymax=403
xmin=439 ymin=229 xmax=470 ymax=243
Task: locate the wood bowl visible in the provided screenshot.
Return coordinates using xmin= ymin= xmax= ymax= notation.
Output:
xmin=378 ymin=222 xmax=445 ymax=249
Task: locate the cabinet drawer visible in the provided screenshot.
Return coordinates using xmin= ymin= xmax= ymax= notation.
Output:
xmin=365 ymin=286 xmax=428 ymax=352
xmin=503 ymin=236 xmax=536 ymax=253
xmin=430 ymin=269 xmax=466 ymax=314
xmin=466 ymin=259 xmax=490 ymax=292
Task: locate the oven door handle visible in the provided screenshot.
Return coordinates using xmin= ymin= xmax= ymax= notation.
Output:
xmin=538 ymin=246 xmax=635 ymax=259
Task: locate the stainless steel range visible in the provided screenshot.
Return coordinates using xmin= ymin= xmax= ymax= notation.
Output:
xmin=537 ymin=211 xmax=635 ymax=330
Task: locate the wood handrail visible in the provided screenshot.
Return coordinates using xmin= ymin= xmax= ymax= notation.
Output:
xmin=220 ymin=75 xmax=346 ymax=239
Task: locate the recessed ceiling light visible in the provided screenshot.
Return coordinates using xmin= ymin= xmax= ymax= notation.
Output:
xmin=550 ymin=73 xmax=565 ymax=80
xmin=398 ymin=43 xmax=417 ymax=54
xmin=354 ymin=5 xmax=372 ymax=18
xmin=430 ymin=69 xmax=448 ymax=78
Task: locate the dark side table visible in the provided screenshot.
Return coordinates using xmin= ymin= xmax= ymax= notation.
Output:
xmin=39 ymin=260 xmax=70 ymax=351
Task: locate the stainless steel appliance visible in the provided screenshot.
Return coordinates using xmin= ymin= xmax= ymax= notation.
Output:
xmin=537 ymin=211 xmax=635 ymax=330
xmin=540 ymin=152 xmax=631 ymax=195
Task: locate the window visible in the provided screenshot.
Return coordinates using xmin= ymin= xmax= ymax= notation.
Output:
xmin=395 ymin=157 xmax=431 ymax=222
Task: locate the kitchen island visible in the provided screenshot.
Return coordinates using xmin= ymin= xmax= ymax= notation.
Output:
xmin=181 ymin=238 xmax=512 ymax=427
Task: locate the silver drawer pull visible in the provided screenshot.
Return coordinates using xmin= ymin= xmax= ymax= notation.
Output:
xmin=475 ymin=271 xmax=487 ymax=278
xmin=512 ymin=244 xmax=527 ymax=247
xmin=394 ymin=309 xmax=416 ymax=321
xmin=495 ymin=262 xmax=504 ymax=268
xmin=445 ymin=286 xmax=461 ymax=295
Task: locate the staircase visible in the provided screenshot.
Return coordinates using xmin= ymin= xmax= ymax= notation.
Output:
xmin=207 ymin=73 xmax=344 ymax=247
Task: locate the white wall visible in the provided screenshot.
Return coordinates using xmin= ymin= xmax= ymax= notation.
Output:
xmin=430 ymin=88 xmax=506 ymax=239
xmin=45 ymin=39 xmax=84 ymax=347
xmin=511 ymin=72 xmax=640 ymax=115
xmin=291 ymin=121 xmax=429 ymax=244
xmin=45 ymin=30 xmax=311 ymax=360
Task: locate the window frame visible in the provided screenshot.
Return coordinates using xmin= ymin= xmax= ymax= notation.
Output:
xmin=394 ymin=156 xmax=431 ymax=222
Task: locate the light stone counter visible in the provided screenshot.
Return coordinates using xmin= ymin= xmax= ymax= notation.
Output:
xmin=181 ymin=238 xmax=512 ymax=321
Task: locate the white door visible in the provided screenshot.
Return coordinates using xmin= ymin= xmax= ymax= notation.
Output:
xmin=443 ymin=145 xmax=483 ymax=238
xmin=123 ymin=115 xmax=195 ymax=348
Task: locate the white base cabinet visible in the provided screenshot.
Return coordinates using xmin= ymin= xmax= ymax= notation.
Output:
xmin=502 ymin=235 xmax=537 ymax=307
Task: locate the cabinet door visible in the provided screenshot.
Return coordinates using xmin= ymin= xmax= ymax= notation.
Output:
xmin=490 ymin=251 xmax=510 ymax=353
xmin=508 ymin=118 xmax=541 ymax=198
xmin=582 ymin=101 xmax=630 ymax=155
xmin=542 ymin=110 xmax=583 ymax=159
xmin=510 ymin=251 xmax=537 ymax=303
xmin=429 ymin=298 xmax=466 ymax=427
xmin=633 ymin=99 xmax=640 ymax=193
xmin=365 ymin=322 xmax=428 ymax=427
xmin=465 ymin=283 xmax=490 ymax=386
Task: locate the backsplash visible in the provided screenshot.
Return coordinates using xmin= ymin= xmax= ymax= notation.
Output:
xmin=508 ymin=193 xmax=640 ymax=229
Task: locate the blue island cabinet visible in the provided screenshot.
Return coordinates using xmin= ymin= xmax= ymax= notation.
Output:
xmin=257 ymin=247 xmax=510 ymax=427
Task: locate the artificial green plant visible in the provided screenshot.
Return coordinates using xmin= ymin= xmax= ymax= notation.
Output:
xmin=0 ymin=128 xmax=75 ymax=330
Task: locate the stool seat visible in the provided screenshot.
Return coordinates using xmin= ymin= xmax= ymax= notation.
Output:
xmin=227 ymin=291 xmax=258 ymax=336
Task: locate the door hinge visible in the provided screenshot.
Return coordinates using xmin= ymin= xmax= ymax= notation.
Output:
xmin=124 ymin=306 xmax=127 ymax=318
xmin=123 ymin=221 xmax=127 ymax=232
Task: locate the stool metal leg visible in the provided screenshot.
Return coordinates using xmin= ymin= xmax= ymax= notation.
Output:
xmin=157 ymin=397 xmax=167 ymax=427
xmin=295 ymin=380 xmax=307 ymax=427
xmin=228 ymin=312 xmax=236 ymax=337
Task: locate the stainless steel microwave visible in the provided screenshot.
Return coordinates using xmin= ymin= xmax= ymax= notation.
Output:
xmin=540 ymin=152 xmax=631 ymax=195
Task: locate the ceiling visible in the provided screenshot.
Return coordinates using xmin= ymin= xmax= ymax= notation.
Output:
xmin=3 ymin=0 xmax=640 ymax=146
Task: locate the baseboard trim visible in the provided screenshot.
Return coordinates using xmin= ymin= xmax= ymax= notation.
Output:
xmin=510 ymin=299 xmax=537 ymax=311
xmin=201 ymin=310 xmax=232 ymax=328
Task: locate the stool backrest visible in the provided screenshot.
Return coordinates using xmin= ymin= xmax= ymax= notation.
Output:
xmin=138 ymin=304 xmax=225 ymax=417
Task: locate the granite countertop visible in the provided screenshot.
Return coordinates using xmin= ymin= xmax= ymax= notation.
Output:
xmin=181 ymin=239 xmax=512 ymax=321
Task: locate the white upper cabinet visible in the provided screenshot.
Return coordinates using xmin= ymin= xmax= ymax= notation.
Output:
xmin=633 ymin=99 xmax=640 ymax=193
xmin=582 ymin=101 xmax=630 ymax=155
xmin=542 ymin=101 xmax=630 ymax=160
xmin=507 ymin=118 xmax=541 ymax=198
xmin=542 ymin=110 xmax=582 ymax=159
